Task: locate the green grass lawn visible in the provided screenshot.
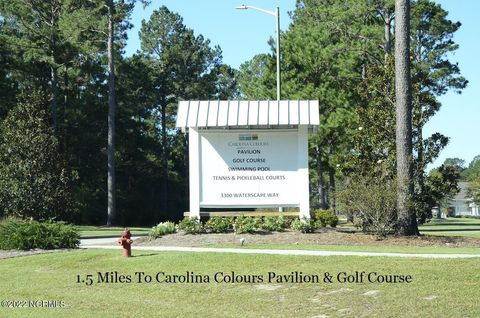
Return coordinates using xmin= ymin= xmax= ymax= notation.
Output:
xmin=206 ymin=243 xmax=480 ymax=255
xmin=76 ymin=226 xmax=150 ymax=238
xmin=419 ymin=217 xmax=480 ymax=231
xmin=0 ymin=250 xmax=479 ymax=317
xmin=418 ymin=218 xmax=480 ymax=238
xmin=337 ymin=217 xmax=480 ymax=238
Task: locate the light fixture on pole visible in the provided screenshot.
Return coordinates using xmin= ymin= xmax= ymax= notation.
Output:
xmin=236 ymin=4 xmax=281 ymax=101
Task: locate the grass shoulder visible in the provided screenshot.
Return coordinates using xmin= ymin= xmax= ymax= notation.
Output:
xmin=0 ymin=249 xmax=479 ymax=317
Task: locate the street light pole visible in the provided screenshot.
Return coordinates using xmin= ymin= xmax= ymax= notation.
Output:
xmin=275 ymin=6 xmax=280 ymax=101
xmin=236 ymin=5 xmax=281 ymax=100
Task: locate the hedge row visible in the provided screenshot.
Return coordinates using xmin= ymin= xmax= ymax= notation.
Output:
xmin=149 ymin=210 xmax=338 ymax=237
xmin=0 ymin=218 xmax=80 ymax=250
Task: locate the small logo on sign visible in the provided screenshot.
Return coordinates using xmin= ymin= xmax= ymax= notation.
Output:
xmin=239 ymin=134 xmax=258 ymax=141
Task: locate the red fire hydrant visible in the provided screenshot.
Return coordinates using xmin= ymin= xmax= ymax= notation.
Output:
xmin=117 ymin=228 xmax=133 ymax=257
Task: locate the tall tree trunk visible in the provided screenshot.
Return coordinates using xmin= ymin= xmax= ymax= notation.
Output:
xmin=50 ymin=1 xmax=59 ymax=129
xmin=62 ymin=65 xmax=69 ymax=152
xmin=64 ymin=65 xmax=68 ymax=108
xmin=106 ymin=0 xmax=116 ymax=226
xmin=316 ymin=148 xmax=328 ymax=210
xmin=50 ymin=66 xmax=58 ymax=129
xmin=394 ymin=0 xmax=418 ymax=235
xmin=328 ymin=167 xmax=336 ymax=213
xmin=161 ymin=100 xmax=168 ymax=222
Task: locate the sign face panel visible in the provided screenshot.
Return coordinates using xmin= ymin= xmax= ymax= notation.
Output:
xmin=199 ymin=130 xmax=300 ymax=207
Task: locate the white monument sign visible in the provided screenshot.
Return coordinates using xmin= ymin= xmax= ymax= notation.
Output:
xmin=176 ymin=100 xmax=319 ymax=219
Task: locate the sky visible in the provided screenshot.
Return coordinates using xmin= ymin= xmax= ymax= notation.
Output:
xmin=422 ymin=1 xmax=480 ymax=169
xmin=125 ymin=0 xmax=479 ymax=170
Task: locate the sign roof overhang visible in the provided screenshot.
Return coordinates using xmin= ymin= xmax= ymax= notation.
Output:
xmin=175 ymin=100 xmax=320 ymax=129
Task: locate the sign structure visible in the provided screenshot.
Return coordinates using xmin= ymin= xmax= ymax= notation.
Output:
xmin=176 ymin=100 xmax=319 ymax=219
xmin=200 ymin=130 xmax=301 ymax=207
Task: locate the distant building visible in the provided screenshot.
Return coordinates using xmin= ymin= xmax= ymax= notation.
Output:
xmin=447 ymin=182 xmax=480 ymax=217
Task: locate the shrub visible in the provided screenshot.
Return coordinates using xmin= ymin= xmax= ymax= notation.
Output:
xmin=260 ymin=216 xmax=289 ymax=232
xmin=178 ymin=217 xmax=203 ymax=234
xmin=204 ymin=217 xmax=232 ymax=233
xmin=150 ymin=221 xmax=176 ymax=238
xmin=336 ymin=175 xmax=397 ymax=237
xmin=314 ymin=209 xmax=338 ymax=227
xmin=290 ymin=217 xmax=316 ymax=233
xmin=0 ymin=218 xmax=80 ymax=250
xmin=233 ymin=216 xmax=259 ymax=234
xmin=281 ymin=216 xmax=297 ymax=228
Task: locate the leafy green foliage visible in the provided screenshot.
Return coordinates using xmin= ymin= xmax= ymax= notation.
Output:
xmin=237 ymin=1 xmax=466 ymax=233
xmin=178 ymin=217 xmax=203 ymax=234
xmin=259 ymin=216 xmax=290 ymax=232
xmin=462 ymin=156 xmax=480 ymax=181
xmin=314 ymin=210 xmax=338 ymax=227
xmin=284 ymin=0 xmax=372 ymax=210
xmin=0 ymin=218 xmax=80 ymax=250
xmin=204 ymin=217 xmax=232 ymax=233
xmin=149 ymin=221 xmax=176 ymax=238
xmin=456 ymin=156 xmax=480 ymax=206
xmin=0 ymin=23 xmax=18 ymax=118
xmin=468 ymin=178 xmax=480 ymax=205
xmin=123 ymin=6 xmax=237 ymax=223
xmin=237 ymin=54 xmax=276 ymax=99
xmin=409 ymin=1 xmax=467 ymax=226
xmin=0 ymin=92 xmax=77 ymax=220
xmin=345 ymin=59 xmax=396 ymax=176
xmin=417 ymin=165 xmax=461 ymax=223
xmin=139 ymin=6 xmax=229 ymax=100
xmin=410 ymin=0 xmax=467 ymax=97
xmin=290 ymin=218 xmax=316 ymax=233
xmin=233 ymin=216 xmax=260 ymax=234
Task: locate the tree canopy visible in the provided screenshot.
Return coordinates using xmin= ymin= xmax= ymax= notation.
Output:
xmin=0 ymin=1 xmax=468 ymax=230
xmin=0 ymin=3 xmax=236 ymax=225
xmin=237 ymin=0 xmax=467 ymax=231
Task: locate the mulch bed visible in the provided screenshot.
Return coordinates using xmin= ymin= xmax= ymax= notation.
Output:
xmin=135 ymin=228 xmax=480 ymax=249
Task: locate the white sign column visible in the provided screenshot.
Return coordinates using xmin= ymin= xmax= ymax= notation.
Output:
xmin=188 ymin=128 xmax=201 ymax=219
xmin=297 ymin=125 xmax=310 ymax=219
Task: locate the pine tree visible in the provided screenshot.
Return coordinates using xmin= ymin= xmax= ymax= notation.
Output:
xmin=139 ymin=6 xmax=225 ymax=221
xmin=0 ymin=91 xmax=76 ymax=220
xmin=395 ymin=0 xmax=417 ymax=235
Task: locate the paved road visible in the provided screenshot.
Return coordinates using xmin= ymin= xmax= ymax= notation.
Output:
xmin=79 ymin=242 xmax=480 ymax=259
